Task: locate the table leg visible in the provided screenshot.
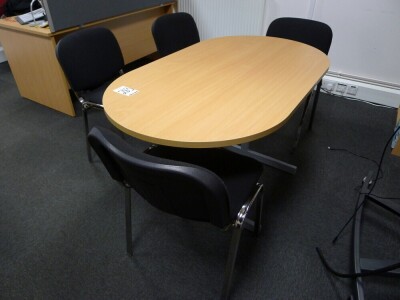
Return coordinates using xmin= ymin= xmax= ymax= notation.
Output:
xmin=227 ymin=144 xmax=297 ymax=174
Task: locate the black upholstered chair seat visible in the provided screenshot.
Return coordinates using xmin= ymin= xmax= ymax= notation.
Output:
xmin=146 ymin=146 xmax=263 ymax=220
xmin=79 ymin=79 xmax=115 ymax=106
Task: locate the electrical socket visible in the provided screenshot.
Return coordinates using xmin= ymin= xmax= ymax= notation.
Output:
xmin=346 ymin=85 xmax=358 ymax=96
xmin=320 ymin=80 xmax=359 ymax=97
xmin=322 ymin=80 xmax=335 ymax=91
xmin=336 ymin=83 xmax=347 ymax=94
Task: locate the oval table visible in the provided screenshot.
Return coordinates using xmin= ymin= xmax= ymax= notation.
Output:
xmin=103 ymin=36 xmax=330 ymax=173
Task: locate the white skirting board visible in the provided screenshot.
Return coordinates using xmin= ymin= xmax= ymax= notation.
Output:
xmin=0 ymin=47 xmax=7 ymax=63
xmin=321 ymin=74 xmax=400 ymax=108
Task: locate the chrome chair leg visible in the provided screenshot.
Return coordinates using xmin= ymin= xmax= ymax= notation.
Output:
xmin=293 ymin=79 xmax=322 ymax=149
xmin=308 ymin=81 xmax=322 ymax=131
xmin=124 ymin=186 xmax=133 ymax=256
xmin=83 ymin=107 xmax=93 ymax=162
xmin=221 ymin=183 xmax=264 ymax=299
xmin=253 ymin=184 xmax=264 ymax=236
xmin=293 ymin=93 xmax=312 ymax=150
xmin=221 ymin=226 xmax=243 ymax=300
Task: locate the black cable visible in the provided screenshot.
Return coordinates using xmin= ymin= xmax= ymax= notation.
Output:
xmin=317 ymin=126 xmax=400 ymax=278
xmin=366 ymin=125 xmax=400 ymax=196
xmin=316 ymin=247 xmax=400 ymax=278
xmin=327 ymin=147 xmax=383 ymax=180
xmin=331 ymin=190 xmax=364 ymax=244
xmin=331 ymin=125 xmax=400 ymax=244
xmin=368 ymin=193 xmax=400 ymax=201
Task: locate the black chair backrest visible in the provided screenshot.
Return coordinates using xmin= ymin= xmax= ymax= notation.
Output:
xmin=88 ymin=127 xmax=231 ymax=228
xmin=55 ymin=27 xmax=124 ymax=92
xmin=152 ymin=12 xmax=200 ymax=57
xmin=266 ymin=17 xmax=332 ymax=54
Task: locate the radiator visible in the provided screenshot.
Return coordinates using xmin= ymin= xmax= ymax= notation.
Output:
xmin=178 ymin=0 xmax=268 ymax=40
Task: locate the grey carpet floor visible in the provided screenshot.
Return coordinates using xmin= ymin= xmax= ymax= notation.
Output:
xmin=1 ymin=61 xmax=399 ymax=299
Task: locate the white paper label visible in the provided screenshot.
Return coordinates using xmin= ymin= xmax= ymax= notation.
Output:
xmin=113 ymin=86 xmax=139 ymax=96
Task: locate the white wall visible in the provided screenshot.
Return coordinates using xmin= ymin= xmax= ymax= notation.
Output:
xmin=179 ymin=0 xmax=400 ymax=106
xmin=263 ymin=0 xmax=315 ymax=26
xmin=179 ymin=0 xmax=268 ymax=40
xmin=264 ymin=0 xmax=400 ymax=89
xmin=316 ymin=0 xmax=399 ymax=87
xmin=180 ymin=0 xmax=400 ymax=88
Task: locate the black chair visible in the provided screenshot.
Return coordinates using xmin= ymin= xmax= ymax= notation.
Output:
xmin=55 ymin=27 xmax=125 ymax=162
xmin=152 ymin=12 xmax=200 ymax=57
xmin=266 ymin=17 xmax=333 ymax=142
xmin=88 ymin=126 xmax=264 ymax=300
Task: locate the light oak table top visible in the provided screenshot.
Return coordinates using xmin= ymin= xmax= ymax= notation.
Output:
xmin=104 ymin=36 xmax=330 ymax=148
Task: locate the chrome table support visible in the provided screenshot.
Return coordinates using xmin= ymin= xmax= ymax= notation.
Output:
xmin=227 ymin=144 xmax=297 ymax=175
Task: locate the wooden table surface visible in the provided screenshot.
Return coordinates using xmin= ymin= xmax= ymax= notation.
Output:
xmin=104 ymin=36 xmax=330 ymax=148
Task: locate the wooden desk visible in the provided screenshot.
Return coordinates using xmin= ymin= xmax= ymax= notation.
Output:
xmin=0 ymin=2 xmax=175 ymax=116
xmin=104 ymin=36 xmax=329 ymax=150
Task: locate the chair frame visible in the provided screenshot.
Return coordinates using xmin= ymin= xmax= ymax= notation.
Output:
xmin=88 ymin=126 xmax=264 ymax=299
xmin=222 ymin=182 xmax=264 ymax=300
xmin=78 ymin=68 xmax=124 ymax=162
xmin=122 ymin=181 xmax=264 ymax=300
xmin=292 ymin=80 xmax=322 ymax=149
xmin=55 ymin=27 xmax=124 ymax=162
xmin=266 ymin=17 xmax=332 ymax=149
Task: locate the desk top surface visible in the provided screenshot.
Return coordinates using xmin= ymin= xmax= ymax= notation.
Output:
xmin=104 ymin=36 xmax=330 ymax=148
xmin=0 ymin=2 xmax=175 ymax=37
xmin=0 ymin=17 xmax=52 ymax=36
